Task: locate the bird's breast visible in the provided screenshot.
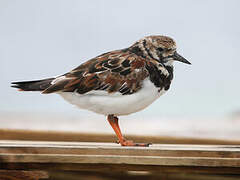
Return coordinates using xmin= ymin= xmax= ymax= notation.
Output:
xmin=58 ymin=78 xmax=167 ymax=116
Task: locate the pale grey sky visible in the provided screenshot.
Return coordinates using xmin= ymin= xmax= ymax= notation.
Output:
xmin=0 ymin=0 xmax=239 ymax=118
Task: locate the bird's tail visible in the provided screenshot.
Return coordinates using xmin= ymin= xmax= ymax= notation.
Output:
xmin=11 ymin=78 xmax=55 ymax=92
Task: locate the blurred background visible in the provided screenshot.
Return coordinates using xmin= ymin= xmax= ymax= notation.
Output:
xmin=0 ymin=0 xmax=240 ymax=140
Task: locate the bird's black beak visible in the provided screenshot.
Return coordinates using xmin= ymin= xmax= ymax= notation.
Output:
xmin=173 ymin=52 xmax=191 ymax=65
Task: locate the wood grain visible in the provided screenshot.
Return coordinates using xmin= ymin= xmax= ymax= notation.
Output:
xmin=1 ymin=129 xmax=240 ymax=145
xmin=0 ymin=170 xmax=48 ymax=180
xmin=0 ymin=141 xmax=240 ymax=174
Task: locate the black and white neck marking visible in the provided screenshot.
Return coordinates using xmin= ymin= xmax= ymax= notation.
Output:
xmin=146 ymin=62 xmax=174 ymax=92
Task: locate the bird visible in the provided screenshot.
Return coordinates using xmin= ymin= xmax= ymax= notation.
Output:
xmin=11 ymin=35 xmax=191 ymax=147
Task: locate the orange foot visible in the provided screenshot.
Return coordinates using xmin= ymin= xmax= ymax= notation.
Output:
xmin=117 ymin=139 xmax=152 ymax=147
xmin=107 ymin=115 xmax=152 ymax=147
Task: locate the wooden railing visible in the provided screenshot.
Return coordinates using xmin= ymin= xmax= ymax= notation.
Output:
xmin=0 ymin=140 xmax=240 ymax=179
xmin=1 ymin=129 xmax=240 ymax=179
xmin=1 ymin=129 xmax=240 ymax=145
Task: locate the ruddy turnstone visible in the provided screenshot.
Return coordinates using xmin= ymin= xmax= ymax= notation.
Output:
xmin=12 ymin=35 xmax=191 ymax=147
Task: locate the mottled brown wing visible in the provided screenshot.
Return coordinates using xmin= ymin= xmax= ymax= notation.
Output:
xmin=42 ymin=49 xmax=149 ymax=95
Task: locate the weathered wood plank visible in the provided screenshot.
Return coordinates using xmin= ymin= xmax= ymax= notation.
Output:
xmin=1 ymin=153 xmax=240 ymax=167
xmin=0 ymin=170 xmax=48 ymax=180
xmin=2 ymin=163 xmax=240 ymax=175
xmin=0 ymin=140 xmax=240 ymax=174
xmin=1 ymin=129 xmax=240 ymax=145
xmin=48 ymin=170 xmax=240 ymax=180
xmin=0 ymin=141 xmax=240 ymax=158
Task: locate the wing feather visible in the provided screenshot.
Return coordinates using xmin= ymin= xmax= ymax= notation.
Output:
xmin=43 ymin=49 xmax=149 ymax=95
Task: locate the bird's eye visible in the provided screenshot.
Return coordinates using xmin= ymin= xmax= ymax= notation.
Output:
xmin=157 ymin=47 xmax=164 ymax=52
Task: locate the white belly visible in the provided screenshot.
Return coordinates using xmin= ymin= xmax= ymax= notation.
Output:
xmin=58 ymin=78 xmax=166 ymax=116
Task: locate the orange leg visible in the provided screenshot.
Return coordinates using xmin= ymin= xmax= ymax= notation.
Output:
xmin=107 ymin=115 xmax=151 ymax=147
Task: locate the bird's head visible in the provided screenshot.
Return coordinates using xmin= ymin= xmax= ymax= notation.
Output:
xmin=131 ymin=35 xmax=191 ymax=66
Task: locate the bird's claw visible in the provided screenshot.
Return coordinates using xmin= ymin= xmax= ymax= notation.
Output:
xmin=116 ymin=139 xmax=152 ymax=147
